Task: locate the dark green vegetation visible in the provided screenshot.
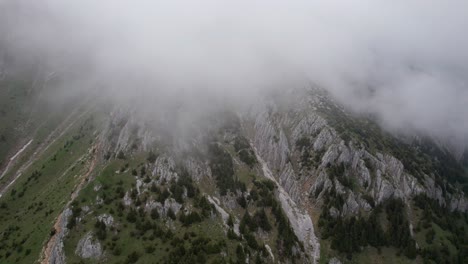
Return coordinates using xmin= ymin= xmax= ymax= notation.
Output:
xmin=234 ymin=136 xmax=257 ymax=168
xmin=295 ymin=136 xmax=324 ymax=170
xmin=326 ymin=163 xmax=355 ymax=190
xmin=208 ymin=142 xmax=244 ymax=196
xmin=412 ymin=195 xmax=468 ymax=264
xmin=320 ymin=194 xmax=416 ymax=260
xmin=319 ymin=187 xmax=468 ymax=263
xmin=207 ymin=122 xmax=258 ymax=196
xmin=239 ymin=178 xmax=303 ymax=261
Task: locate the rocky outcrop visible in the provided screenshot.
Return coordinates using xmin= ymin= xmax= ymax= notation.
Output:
xmin=97 ymin=214 xmax=114 ymax=227
xmin=256 ymin=148 xmax=320 ymax=263
xmin=249 ymin=89 xmax=468 ymax=219
xmin=46 ymin=208 xmax=72 ymax=264
xmin=163 ymin=198 xmax=182 ymax=216
xmin=208 ymin=196 xmax=240 ymax=235
xmin=184 ymin=158 xmax=212 ymax=182
xmin=145 ymin=198 xmax=182 ymax=218
xmin=92 ymin=86 xmax=466 ymax=263
xmin=246 ymin=88 xmax=468 ymax=262
xmin=101 ymin=109 xmax=158 ymax=159
xmin=75 ymin=232 xmax=103 ymax=259
xmin=151 ymin=156 xmax=178 ymax=184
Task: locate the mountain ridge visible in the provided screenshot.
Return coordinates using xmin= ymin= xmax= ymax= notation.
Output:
xmin=0 ymin=74 xmax=467 ymax=263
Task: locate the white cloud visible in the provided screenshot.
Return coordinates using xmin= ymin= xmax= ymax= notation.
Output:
xmin=1 ymin=0 xmax=467 ymax=145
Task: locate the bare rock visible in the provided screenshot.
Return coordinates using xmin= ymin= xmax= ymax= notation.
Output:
xmin=75 ymin=232 xmax=103 ymax=259
xmin=97 ymin=214 xmax=114 ymax=227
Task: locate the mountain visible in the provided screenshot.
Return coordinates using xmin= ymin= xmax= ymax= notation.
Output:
xmin=0 ymin=72 xmax=467 ymax=264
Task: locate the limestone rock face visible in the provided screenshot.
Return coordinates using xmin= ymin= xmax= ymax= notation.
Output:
xmin=151 ymin=156 xmax=178 ymax=184
xmin=163 ymin=198 xmax=182 ymax=216
xmin=184 ymin=158 xmax=212 ymax=182
xmin=143 ymin=198 xmax=182 ymax=218
xmin=91 ymin=87 xmax=466 ymax=264
xmin=48 ymin=208 xmax=72 ymax=264
xmin=249 ymin=89 xmax=467 ymax=217
xmin=101 ymin=110 xmax=157 ymax=156
xmin=102 ymin=87 xmax=467 ymax=219
xmin=256 ymin=150 xmax=321 ymax=263
xmin=75 ymin=232 xmax=103 ymax=259
xmin=246 ymin=88 xmax=467 ymax=263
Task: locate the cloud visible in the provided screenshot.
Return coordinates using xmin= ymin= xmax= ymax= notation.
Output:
xmin=1 ymin=0 xmax=468 ymax=146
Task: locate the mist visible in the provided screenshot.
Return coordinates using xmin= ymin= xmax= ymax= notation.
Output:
xmin=1 ymin=0 xmax=468 ymax=148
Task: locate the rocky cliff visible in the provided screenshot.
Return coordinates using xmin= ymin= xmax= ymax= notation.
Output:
xmin=0 ymin=85 xmax=467 ymax=264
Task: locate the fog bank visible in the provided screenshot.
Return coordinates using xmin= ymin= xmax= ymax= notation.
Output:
xmin=1 ymin=0 xmax=467 ymax=146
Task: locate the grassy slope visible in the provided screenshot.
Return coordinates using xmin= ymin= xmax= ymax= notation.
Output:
xmin=63 ymin=157 xmax=233 ymax=264
xmin=0 ymin=110 xmax=99 ymax=263
xmin=62 ymin=138 xmax=287 ymax=264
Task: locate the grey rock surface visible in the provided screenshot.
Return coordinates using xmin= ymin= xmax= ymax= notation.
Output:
xmin=75 ymin=232 xmax=103 ymax=259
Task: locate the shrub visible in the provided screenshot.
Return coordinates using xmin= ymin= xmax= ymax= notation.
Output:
xmin=167 ymin=208 xmax=176 ymax=220
xmin=254 ymin=209 xmax=271 ymax=232
xmin=150 ymin=208 xmax=160 ymax=220
xmin=147 ymin=151 xmax=158 ymax=163
xmin=295 ymin=137 xmax=311 ymax=149
xmin=237 ymin=196 xmax=247 ymax=208
xmin=208 ymin=143 xmax=243 ymax=195
xmin=126 ymin=208 xmax=137 ymax=223
xmin=117 ymin=151 xmax=126 ymax=160
xmin=126 ymin=251 xmax=140 ymax=263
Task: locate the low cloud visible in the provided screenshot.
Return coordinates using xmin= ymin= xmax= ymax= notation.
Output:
xmin=1 ymin=0 xmax=467 ymax=146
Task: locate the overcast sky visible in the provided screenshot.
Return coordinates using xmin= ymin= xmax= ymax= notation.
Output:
xmin=1 ymin=0 xmax=468 ymax=149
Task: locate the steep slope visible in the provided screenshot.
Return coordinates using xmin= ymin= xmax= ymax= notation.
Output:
xmin=0 ymin=85 xmax=467 ymax=264
xmin=246 ymin=88 xmax=468 ymax=263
